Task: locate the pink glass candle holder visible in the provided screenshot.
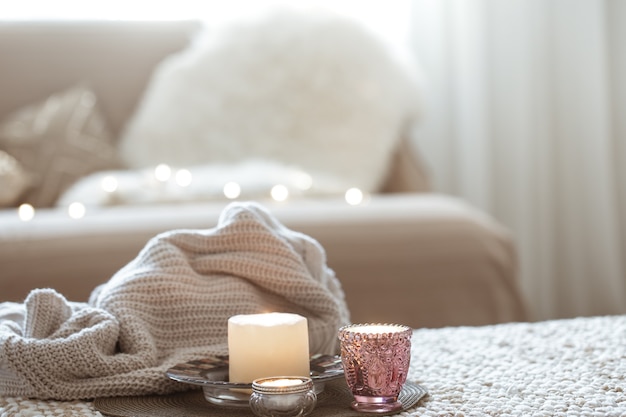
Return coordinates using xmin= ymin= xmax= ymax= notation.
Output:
xmin=338 ymin=323 xmax=412 ymax=413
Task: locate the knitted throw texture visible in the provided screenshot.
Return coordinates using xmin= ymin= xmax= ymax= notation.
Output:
xmin=0 ymin=202 xmax=350 ymax=400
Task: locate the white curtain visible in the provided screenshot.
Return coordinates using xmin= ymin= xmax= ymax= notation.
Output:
xmin=408 ymin=0 xmax=626 ymax=321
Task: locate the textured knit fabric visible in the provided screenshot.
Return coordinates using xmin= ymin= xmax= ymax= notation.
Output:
xmin=2 ymin=315 xmax=626 ymax=416
xmin=0 ymin=202 xmax=350 ymax=400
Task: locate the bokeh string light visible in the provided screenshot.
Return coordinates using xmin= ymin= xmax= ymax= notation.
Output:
xmin=17 ymin=203 xmax=35 ymax=222
xmin=16 ymin=163 xmax=368 ymax=221
xmin=223 ymin=181 xmax=242 ymax=199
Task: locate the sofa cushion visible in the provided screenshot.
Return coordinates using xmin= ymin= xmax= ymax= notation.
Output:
xmin=0 ymin=194 xmax=527 ymax=328
xmin=0 ymin=150 xmax=32 ymax=207
xmin=0 ymin=85 xmax=121 ymax=207
xmin=119 ymin=8 xmax=423 ymax=194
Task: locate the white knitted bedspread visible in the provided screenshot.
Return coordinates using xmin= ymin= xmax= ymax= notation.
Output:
xmin=2 ymin=315 xmax=625 ymax=416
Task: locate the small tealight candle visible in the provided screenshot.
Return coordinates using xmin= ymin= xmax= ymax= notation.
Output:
xmin=250 ymin=376 xmax=317 ymax=417
xmin=228 ymin=312 xmax=310 ymax=383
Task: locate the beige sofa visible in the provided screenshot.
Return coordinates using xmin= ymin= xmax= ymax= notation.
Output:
xmin=0 ymin=20 xmax=527 ymax=328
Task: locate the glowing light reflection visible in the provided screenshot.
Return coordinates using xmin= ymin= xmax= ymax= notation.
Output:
xmin=345 ymin=187 xmax=363 ymax=205
xmin=175 ymin=169 xmax=193 ymax=187
xmin=18 ymin=204 xmax=35 ymax=221
xmin=271 ymin=184 xmax=289 ymax=201
xmin=224 ymin=181 xmax=241 ymax=199
xmin=68 ymin=202 xmax=86 ymax=219
xmin=154 ymin=164 xmax=171 ymax=182
xmin=101 ymin=175 xmax=118 ymax=192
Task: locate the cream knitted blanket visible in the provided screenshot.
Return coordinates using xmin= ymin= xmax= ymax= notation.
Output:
xmin=0 ymin=202 xmax=350 ymax=400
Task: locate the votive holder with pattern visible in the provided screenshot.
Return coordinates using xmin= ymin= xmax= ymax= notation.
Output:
xmin=338 ymin=323 xmax=412 ymax=413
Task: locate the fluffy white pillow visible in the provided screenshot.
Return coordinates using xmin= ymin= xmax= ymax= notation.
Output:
xmin=119 ymin=7 xmax=422 ymax=193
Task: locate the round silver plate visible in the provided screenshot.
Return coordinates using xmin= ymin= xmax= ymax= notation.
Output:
xmin=165 ymin=354 xmax=344 ymax=407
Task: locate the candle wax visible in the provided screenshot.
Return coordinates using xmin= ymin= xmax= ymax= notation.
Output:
xmin=228 ymin=312 xmax=310 ymax=383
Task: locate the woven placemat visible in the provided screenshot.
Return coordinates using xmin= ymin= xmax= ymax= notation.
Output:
xmin=94 ymin=379 xmax=427 ymax=417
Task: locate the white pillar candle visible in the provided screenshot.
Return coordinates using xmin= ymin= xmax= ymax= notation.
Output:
xmin=228 ymin=312 xmax=310 ymax=383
